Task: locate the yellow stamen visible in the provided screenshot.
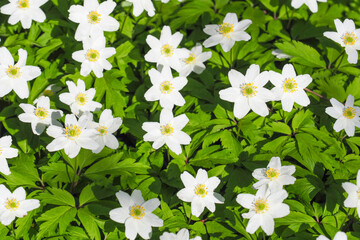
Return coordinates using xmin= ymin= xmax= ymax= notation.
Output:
xmin=283 ymin=78 xmax=298 ymax=93
xmin=6 ymin=198 xmax=20 ymax=211
xmin=185 ymin=53 xmax=196 ymax=64
xmin=88 ymin=11 xmax=101 ymax=24
xmin=130 ymin=205 xmax=145 ymax=220
xmin=76 ymin=93 xmax=88 ymax=106
xmin=7 ymin=65 xmax=21 ymax=79
xmin=254 ymin=199 xmax=269 ymax=214
xmin=86 ymin=49 xmax=100 ymax=62
xmin=35 ymin=107 xmax=49 ymax=120
xmin=194 ymin=184 xmax=208 ymax=198
xmin=266 ymin=168 xmax=280 ymax=181
xmin=342 ymin=32 xmax=358 ymax=45
xmin=161 ymin=44 xmax=174 ymax=57
xmin=219 ymin=22 xmax=234 ymax=38
xmin=241 ymin=83 xmax=257 ymax=97
xmin=64 ymin=124 xmax=82 ymax=140
xmin=161 ymin=124 xmax=174 ymax=136
xmin=344 ymin=107 xmax=356 ymax=119
xmin=96 ymin=126 xmax=108 ymax=136
xmin=18 ymin=0 xmax=29 ymax=9
xmin=160 ymin=81 xmax=174 ymax=94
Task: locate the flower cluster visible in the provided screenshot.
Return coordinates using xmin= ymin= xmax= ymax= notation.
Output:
xmin=69 ymin=0 xmax=118 ymax=77
xmin=219 ymin=63 xmax=312 ymax=119
xmin=141 ymin=25 xmax=212 ymax=155
xmin=237 ymin=157 xmax=295 ymax=235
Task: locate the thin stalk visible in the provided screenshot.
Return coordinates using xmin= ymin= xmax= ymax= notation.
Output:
xmin=328 ymin=50 xmax=345 ymax=69
xmin=304 ymin=88 xmax=329 ymax=101
xmin=333 ymin=51 xmax=346 ymax=73
xmin=286 ymin=9 xmax=295 ymax=29
xmin=230 ymin=48 xmax=233 ymax=68
xmin=187 ymin=212 xmax=192 ymax=225
xmin=340 ymin=208 xmax=350 ymax=230
xmin=120 ymin=6 xmax=132 ymax=34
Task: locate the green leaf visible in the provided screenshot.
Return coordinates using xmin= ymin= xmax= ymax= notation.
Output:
xmin=275 ymin=41 xmax=326 ymax=68
xmin=37 ymin=206 xmax=77 ymax=239
xmin=37 ymin=188 xmax=76 ymax=207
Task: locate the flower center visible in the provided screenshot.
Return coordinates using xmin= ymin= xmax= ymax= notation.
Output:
xmin=254 ymin=199 xmax=269 ymax=214
xmin=160 ymin=81 xmax=174 ymax=94
xmin=6 ymin=198 xmax=20 ymax=211
xmin=266 ymin=168 xmax=280 ymax=181
xmin=185 ymin=53 xmax=196 ymax=64
xmin=7 ymin=65 xmax=21 ymax=78
xmin=86 ymin=49 xmax=100 ymax=62
xmin=343 ymin=107 xmax=356 ymax=119
xmin=35 ymin=107 xmax=49 ymax=120
xmin=219 ymin=22 xmax=234 ymax=38
xmin=130 ymin=205 xmax=145 ymax=220
xmin=194 ymin=184 xmax=208 ymax=198
xmin=358 ymin=190 xmax=360 ymax=199
xmin=283 ymin=78 xmax=298 ymax=93
xmin=241 ymin=83 xmax=257 ymax=97
xmin=18 ymin=0 xmax=29 ymax=9
xmin=96 ymin=126 xmax=108 ymax=136
xmin=76 ymin=92 xmax=88 ymax=106
xmin=88 ymin=11 xmax=101 ymax=24
xmin=342 ymin=32 xmax=358 ymax=45
xmin=161 ymin=124 xmax=174 ymax=136
xmin=161 ymin=44 xmax=174 ymax=57
xmin=65 ymin=124 xmax=82 ymax=140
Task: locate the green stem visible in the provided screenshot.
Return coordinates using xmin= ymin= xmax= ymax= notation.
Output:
xmin=340 ymin=208 xmax=350 ymax=230
xmin=230 ymin=48 xmax=233 ymax=68
xmin=286 ymin=9 xmax=295 ymax=29
xmin=333 ymin=51 xmax=346 ymax=73
xmin=120 ymin=6 xmax=132 ymax=34
xmin=187 ymin=212 xmax=192 ymax=225
xmin=328 ymin=50 xmax=345 ymax=69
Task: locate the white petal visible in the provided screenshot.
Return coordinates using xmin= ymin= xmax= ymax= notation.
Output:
xmin=236 ymin=194 xmax=255 ymax=209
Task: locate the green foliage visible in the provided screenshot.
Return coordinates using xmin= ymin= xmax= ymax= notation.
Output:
xmin=0 ymin=0 xmax=360 ymax=239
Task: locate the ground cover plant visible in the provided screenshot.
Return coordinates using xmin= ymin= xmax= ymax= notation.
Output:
xmin=0 ymin=0 xmax=360 ymax=239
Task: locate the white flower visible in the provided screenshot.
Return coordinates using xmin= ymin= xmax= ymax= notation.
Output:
xmin=0 ymin=136 xmax=18 ymax=176
xmin=144 ymin=25 xmax=189 ymax=72
xmin=272 ymin=49 xmax=291 ymax=59
xmin=0 ymin=0 xmax=48 ymax=29
xmin=87 ymin=109 xmax=122 ymax=153
xmin=109 ymin=189 xmax=163 ymax=240
xmin=219 ymin=64 xmax=273 ymax=119
xmin=317 ymin=231 xmax=347 ymax=240
xmin=18 ymin=96 xmax=63 ymax=135
xmin=46 ymin=114 xmax=99 ymax=158
xmin=177 ymin=168 xmax=224 ymax=217
xmin=72 ymin=34 xmax=115 ymax=78
xmin=342 ymin=169 xmax=360 ymax=217
xmin=291 ymin=0 xmax=327 ymax=13
xmin=324 ymin=19 xmax=360 ymax=64
xmin=269 ymin=64 xmax=312 ymax=112
xmin=236 ymin=188 xmax=290 ymax=235
xmin=144 ymin=66 xmax=187 ymax=109
xmin=142 ymin=108 xmax=191 ymax=155
xmin=252 ymin=157 xmax=296 ymax=192
xmin=160 ymin=228 xmax=201 ymax=240
xmin=127 ymin=0 xmax=155 ymax=17
xmin=59 ymin=79 xmax=102 ymax=115
xmin=0 ymin=185 xmax=40 ymax=225
xmin=68 ymin=0 xmax=119 ymax=41
xmin=0 ymin=47 xmax=41 ymax=99
xmin=325 ymin=95 xmax=360 ymax=137
xmin=178 ymin=44 xmax=212 ymax=77
xmin=203 ymin=12 xmax=251 ymax=52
